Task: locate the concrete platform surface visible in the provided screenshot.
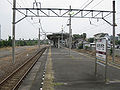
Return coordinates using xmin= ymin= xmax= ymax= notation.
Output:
xmin=52 ymin=47 xmax=120 ymax=90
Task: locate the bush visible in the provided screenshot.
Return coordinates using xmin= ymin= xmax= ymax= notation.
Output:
xmin=0 ymin=41 xmax=4 ymax=48
xmin=110 ymin=48 xmax=112 ymax=56
xmin=78 ymin=44 xmax=83 ymax=49
xmin=85 ymin=46 xmax=89 ymax=50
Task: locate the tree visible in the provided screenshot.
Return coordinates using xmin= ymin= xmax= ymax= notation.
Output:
xmin=19 ymin=40 xmax=24 ymax=46
xmin=118 ymin=40 xmax=120 ymax=45
xmin=88 ymin=38 xmax=94 ymax=43
xmin=83 ymin=33 xmax=86 ymax=40
xmin=8 ymin=36 xmax=12 ymax=46
xmin=73 ymin=34 xmax=81 ymax=40
xmin=0 ymin=41 xmax=4 ymax=47
xmin=2 ymin=40 xmax=8 ymax=47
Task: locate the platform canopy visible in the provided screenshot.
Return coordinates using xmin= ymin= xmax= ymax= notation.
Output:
xmin=47 ymin=33 xmax=69 ymax=41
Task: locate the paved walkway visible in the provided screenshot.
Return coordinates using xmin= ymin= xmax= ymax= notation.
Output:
xmin=51 ymin=47 xmax=120 ymax=90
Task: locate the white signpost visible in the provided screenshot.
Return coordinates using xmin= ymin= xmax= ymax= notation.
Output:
xmin=96 ymin=38 xmax=107 ymax=61
xmin=95 ymin=38 xmax=108 ymax=83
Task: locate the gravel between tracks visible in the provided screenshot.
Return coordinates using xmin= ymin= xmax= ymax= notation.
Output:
xmin=0 ymin=46 xmax=40 ymax=82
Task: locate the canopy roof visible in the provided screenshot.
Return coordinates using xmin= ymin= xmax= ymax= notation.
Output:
xmin=47 ymin=33 xmax=69 ymax=41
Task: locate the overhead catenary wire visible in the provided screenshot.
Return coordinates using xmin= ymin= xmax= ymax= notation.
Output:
xmin=19 ymin=0 xmax=32 ymax=7
xmin=5 ymin=0 xmax=119 ymax=38
xmin=91 ymin=0 xmax=104 ymax=9
xmin=63 ymin=19 xmax=69 ymax=31
xmin=24 ymin=0 xmax=32 ymax=7
xmin=6 ymin=0 xmax=12 ymax=6
xmin=82 ymin=0 xmax=94 ymax=10
xmin=5 ymin=0 xmax=38 ymax=33
xmin=40 ymin=21 xmax=46 ymax=34
xmin=80 ymin=0 xmax=90 ymax=8
xmin=19 ymin=0 xmax=26 ymax=7
xmin=6 ymin=0 xmax=21 ymax=7
xmin=26 ymin=18 xmax=38 ymax=30
xmin=83 ymin=17 xmax=120 ymax=34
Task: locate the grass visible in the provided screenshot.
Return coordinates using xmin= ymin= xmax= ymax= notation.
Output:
xmin=53 ymin=82 xmax=65 ymax=86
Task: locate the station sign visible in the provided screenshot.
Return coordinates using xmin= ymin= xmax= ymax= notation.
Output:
xmin=95 ymin=38 xmax=108 ymax=83
xmin=96 ymin=38 xmax=107 ymax=61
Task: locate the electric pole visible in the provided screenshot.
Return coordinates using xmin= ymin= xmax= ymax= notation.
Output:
xmin=69 ymin=5 xmax=72 ymax=55
xmin=112 ymin=0 xmax=115 ymax=62
xmin=0 ymin=24 xmax=1 ymax=41
xmin=38 ymin=28 xmax=40 ymax=49
xmin=12 ymin=0 xmax=16 ymax=63
xmin=61 ymin=25 xmax=63 ymax=47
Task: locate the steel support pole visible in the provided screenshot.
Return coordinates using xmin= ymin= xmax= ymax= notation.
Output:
xmin=112 ymin=0 xmax=115 ymax=62
xmin=105 ymin=39 xmax=108 ymax=83
xmin=38 ymin=28 xmax=40 ymax=49
xmin=69 ymin=5 xmax=72 ymax=55
xmin=12 ymin=0 xmax=16 ymax=63
xmin=0 ymin=24 xmax=1 ymax=41
xmin=58 ymin=38 xmax=60 ymax=48
xmin=95 ymin=41 xmax=97 ymax=77
xmin=62 ymin=25 xmax=63 ymax=47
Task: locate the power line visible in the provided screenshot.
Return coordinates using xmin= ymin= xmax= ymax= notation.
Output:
xmin=83 ymin=17 xmax=120 ymax=33
xmin=6 ymin=0 xmax=21 ymax=7
xmin=19 ymin=0 xmax=26 ymax=7
xmin=80 ymin=0 xmax=90 ymax=8
xmin=63 ymin=19 xmax=69 ymax=30
xmin=26 ymin=18 xmax=38 ymax=30
xmin=39 ymin=19 xmax=46 ymax=34
xmin=91 ymin=0 xmax=104 ymax=9
xmin=5 ymin=0 xmax=36 ymax=30
xmin=17 ymin=2 xmax=21 ymax=7
xmin=6 ymin=0 xmax=12 ymax=6
xmin=14 ymin=0 xmax=38 ymax=31
xmin=82 ymin=0 xmax=94 ymax=10
xmin=19 ymin=0 xmax=31 ymax=7
xmin=25 ymin=0 xmax=32 ymax=7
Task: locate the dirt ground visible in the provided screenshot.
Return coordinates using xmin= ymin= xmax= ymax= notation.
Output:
xmin=73 ymin=49 xmax=120 ymax=65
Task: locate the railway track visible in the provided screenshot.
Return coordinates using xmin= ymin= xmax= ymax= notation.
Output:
xmin=0 ymin=47 xmax=47 ymax=90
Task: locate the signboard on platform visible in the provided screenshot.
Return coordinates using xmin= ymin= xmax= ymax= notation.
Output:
xmin=96 ymin=38 xmax=107 ymax=61
xmin=95 ymin=38 xmax=108 ymax=83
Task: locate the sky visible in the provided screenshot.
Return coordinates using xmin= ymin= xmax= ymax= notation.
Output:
xmin=0 ymin=0 xmax=120 ymax=40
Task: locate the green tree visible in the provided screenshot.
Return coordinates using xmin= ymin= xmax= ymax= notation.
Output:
xmin=0 ymin=41 xmax=4 ymax=47
xmin=83 ymin=33 xmax=86 ymax=40
xmin=73 ymin=34 xmax=81 ymax=40
xmin=8 ymin=36 xmax=12 ymax=46
xmin=88 ymin=38 xmax=94 ymax=43
xmin=118 ymin=40 xmax=120 ymax=45
xmin=19 ymin=40 xmax=24 ymax=46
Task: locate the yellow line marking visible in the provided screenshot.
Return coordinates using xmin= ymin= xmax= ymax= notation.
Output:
xmin=42 ymin=47 xmax=54 ymax=90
